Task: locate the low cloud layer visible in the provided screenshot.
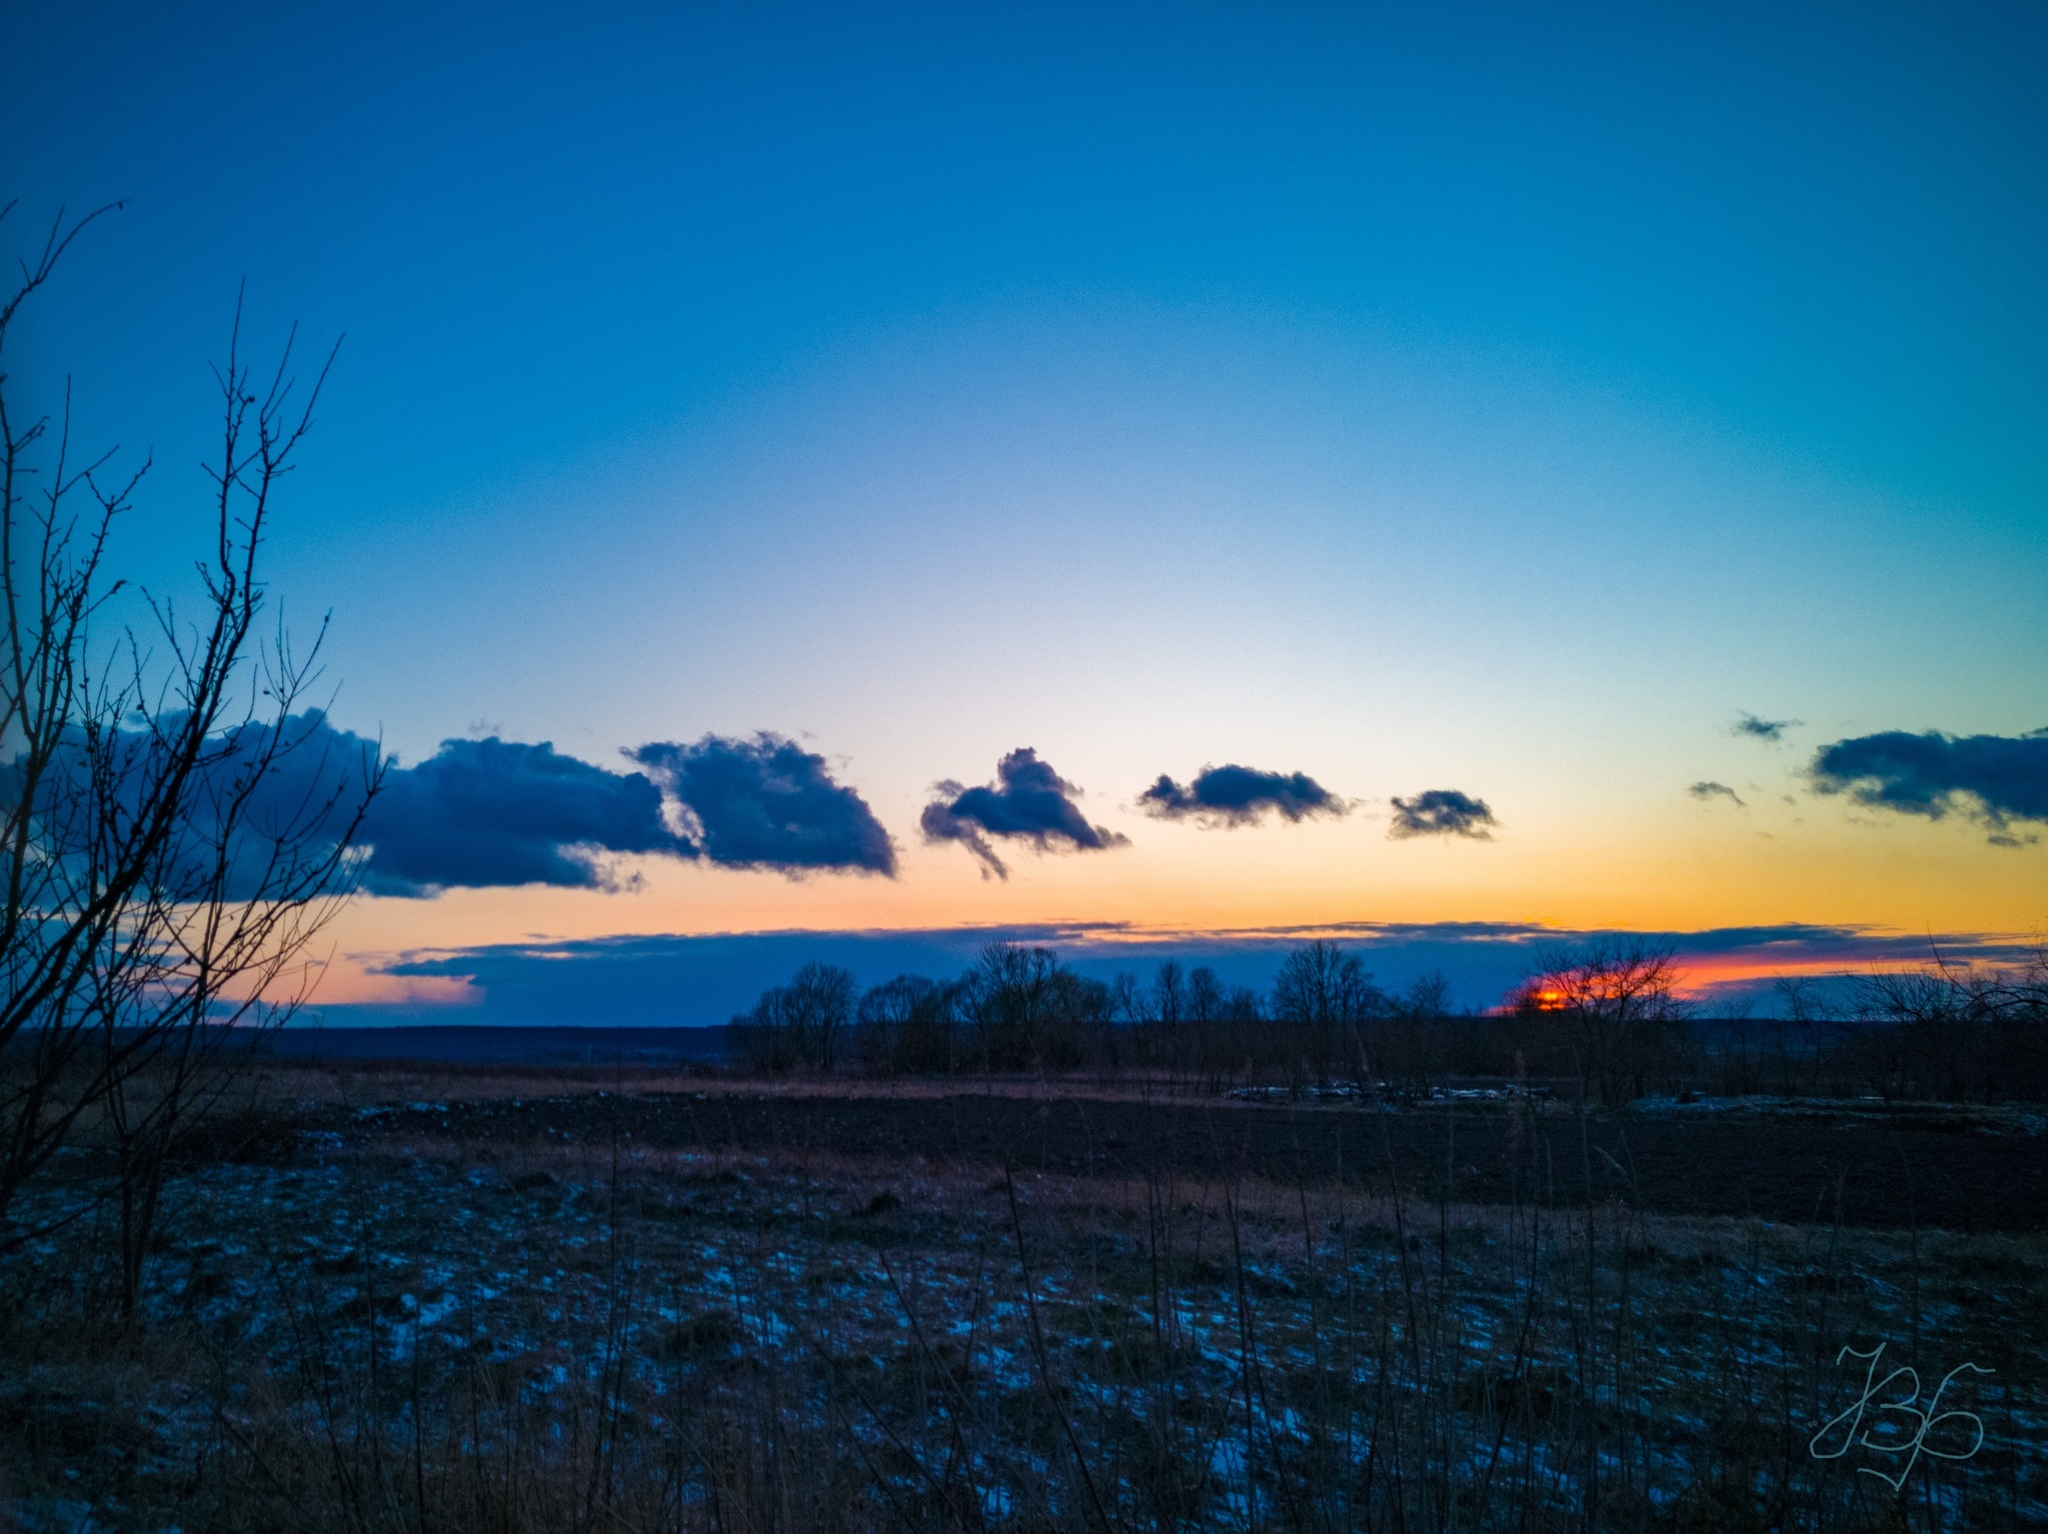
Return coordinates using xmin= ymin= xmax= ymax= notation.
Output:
xmin=362 ymin=735 xmax=695 ymax=896
xmin=1812 ymin=727 xmax=2048 ymax=846
xmin=632 ymin=735 xmax=895 ymax=875
xmin=1388 ymin=789 xmax=1498 ymax=840
xmin=921 ymin=748 xmax=1127 ymax=878
xmin=1732 ymin=712 xmax=1800 ymax=741
xmin=318 ymin=919 xmax=2046 ymax=1029
xmin=1139 ymin=764 xmax=1347 ymax=827
xmin=1689 ymin=781 xmax=1745 ymax=807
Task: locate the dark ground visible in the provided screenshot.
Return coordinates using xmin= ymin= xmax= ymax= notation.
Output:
xmin=365 ymin=1088 xmax=2048 ymax=1233
xmin=256 ymin=1023 xmax=730 ymax=1065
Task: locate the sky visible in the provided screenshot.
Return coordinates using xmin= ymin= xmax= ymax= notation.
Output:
xmin=5 ymin=1 xmax=2044 ymax=1020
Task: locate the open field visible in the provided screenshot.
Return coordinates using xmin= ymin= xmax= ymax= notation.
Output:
xmin=358 ymin=1081 xmax=2048 ymax=1234
xmin=3 ymin=1067 xmax=2044 ymax=1532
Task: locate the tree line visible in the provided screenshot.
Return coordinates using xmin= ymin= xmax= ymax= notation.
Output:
xmin=734 ymin=935 xmax=2048 ymax=1104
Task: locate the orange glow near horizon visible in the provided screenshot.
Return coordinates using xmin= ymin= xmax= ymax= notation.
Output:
xmin=277 ymin=784 xmax=2046 ymax=1014
xmin=290 ymin=884 xmax=2037 ymax=1013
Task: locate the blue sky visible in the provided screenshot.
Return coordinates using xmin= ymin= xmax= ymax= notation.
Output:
xmin=6 ymin=1 xmax=2044 ymax=1016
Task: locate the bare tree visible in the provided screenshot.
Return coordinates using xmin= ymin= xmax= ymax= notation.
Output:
xmin=1392 ymin=969 xmax=1452 ymax=1019
xmin=961 ymin=943 xmax=1108 ymax=1072
xmin=1271 ymin=941 xmax=1384 ymax=1026
xmin=1513 ymin=937 xmax=1686 ymax=1106
xmin=1271 ymin=940 xmax=1386 ymax=1084
xmin=731 ymin=985 xmax=804 ymax=1074
xmin=783 ymin=960 xmax=856 ymax=1071
xmin=854 ymin=973 xmax=957 ymax=1074
xmin=1770 ymin=975 xmax=1837 ymax=1095
xmin=1848 ymin=946 xmax=2048 ymax=1103
xmin=0 ymin=203 xmax=378 ymax=1284
xmin=734 ymin=961 xmax=860 ymax=1074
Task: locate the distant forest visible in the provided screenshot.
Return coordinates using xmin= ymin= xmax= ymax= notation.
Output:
xmin=732 ymin=937 xmax=2048 ymax=1104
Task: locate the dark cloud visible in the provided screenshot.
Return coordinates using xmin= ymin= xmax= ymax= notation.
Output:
xmin=1732 ymin=712 xmax=1800 ymax=741
xmin=1811 ymin=727 xmax=2048 ymax=845
xmin=228 ymin=725 xmax=898 ymax=897
xmin=921 ymin=748 xmax=1127 ymax=878
xmin=631 ymin=735 xmax=895 ymax=876
xmin=13 ymin=710 xmax=385 ymax=901
xmin=133 ymin=719 xmax=898 ymax=897
xmin=1139 ymin=764 xmax=1347 ymax=827
xmin=361 ymin=735 xmax=695 ymax=896
xmin=1388 ymin=789 xmax=1497 ymax=840
xmin=1688 ymin=781 xmax=1745 ymax=807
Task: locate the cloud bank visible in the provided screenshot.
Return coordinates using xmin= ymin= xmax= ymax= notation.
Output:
xmin=317 ymin=919 xmax=2046 ymax=1029
xmin=1139 ymin=764 xmax=1347 ymax=827
xmin=632 ymin=734 xmax=895 ymax=875
xmin=1812 ymin=727 xmax=2048 ymax=846
xmin=1388 ymin=789 xmax=1498 ymax=840
xmin=921 ymin=748 xmax=1127 ymax=878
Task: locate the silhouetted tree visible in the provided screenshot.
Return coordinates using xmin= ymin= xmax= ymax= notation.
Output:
xmin=784 ymin=961 xmax=856 ymax=1071
xmin=959 ymin=943 xmax=1110 ymax=1071
xmin=1846 ymin=950 xmax=2048 ymax=1103
xmin=1512 ymin=938 xmax=1686 ymax=1106
xmin=0 ymin=204 xmax=377 ymax=1306
xmin=855 ymin=973 xmax=957 ymax=1074
xmin=1270 ymin=940 xmax=1386 ymax=1084
xmin=733 ymin=961 xmax=857 ymax=1073
xmin=1393 ymin=970 xmax=1452 ymax=1018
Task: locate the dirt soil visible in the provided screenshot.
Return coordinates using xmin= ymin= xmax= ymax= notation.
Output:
xmin=10 ymin=1075 xmax=2043 ymax=1531
xmin=356 ymin=1088 xmax=2048 ymax=1233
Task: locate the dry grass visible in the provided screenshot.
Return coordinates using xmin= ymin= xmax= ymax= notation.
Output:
xmin=264 ymin=1063 xmax=1301 ymax=1111
xmin=3 ymin=1072 xmax=2043 ymax=1533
